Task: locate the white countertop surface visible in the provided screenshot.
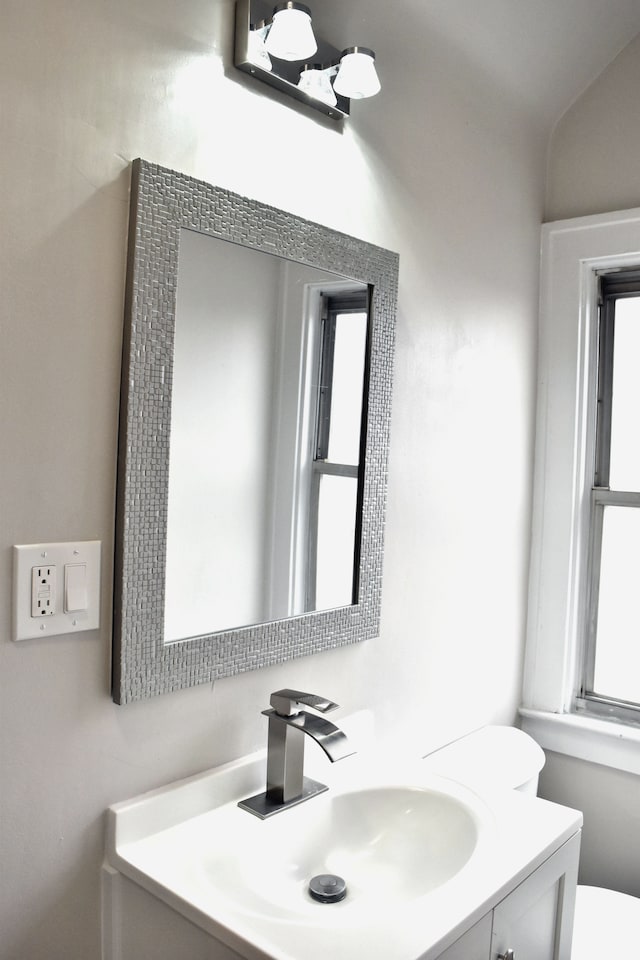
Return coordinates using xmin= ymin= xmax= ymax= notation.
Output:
xmin=106 ymin=745 xmax=582 ymax=960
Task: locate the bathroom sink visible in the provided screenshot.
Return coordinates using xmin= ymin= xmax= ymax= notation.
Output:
xmin=106 ymin=742 xmax=582 ymax=960
xmin=200 ymin=783 xmax=480 ymax=920
xmin=107 ymin=753 xmax=496 ymax=958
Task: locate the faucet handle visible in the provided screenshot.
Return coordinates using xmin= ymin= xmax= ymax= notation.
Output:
xmin=270 ymin=689 xmax=339 ymax=717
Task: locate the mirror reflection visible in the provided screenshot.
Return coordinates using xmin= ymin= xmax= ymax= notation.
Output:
xmin=164 ymin=228 xmax=370 ymax=642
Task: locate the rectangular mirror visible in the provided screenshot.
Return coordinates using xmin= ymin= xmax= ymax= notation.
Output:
xmin=113 ymin=160 xmax=398 ymax=703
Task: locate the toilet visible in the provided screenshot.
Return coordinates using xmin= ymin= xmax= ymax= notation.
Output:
xmin=571 ymin=885 xmax=640 ymax=958
xmin=422 ymin=726 xmax=640 ymax=960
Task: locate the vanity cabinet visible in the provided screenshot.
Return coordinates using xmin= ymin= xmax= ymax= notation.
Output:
xmin=104 ymin=868 xmax=243 ymax=960
xmin=437 ymin=833 xmax=579 ymax=960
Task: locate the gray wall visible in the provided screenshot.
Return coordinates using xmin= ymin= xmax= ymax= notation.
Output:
xmin=546 ymin=32 xmax=640 ymax=221
xmin=540 ymin=35 xmax=640 ymax=898
xmin=539 ymin=753 xmax=640 ymax=897
xmin=1 ymin=1 xmax=548 ymax=957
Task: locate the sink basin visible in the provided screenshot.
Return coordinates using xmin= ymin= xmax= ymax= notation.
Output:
xmin=207 ymin=784 xmax=479 ymax=920
xmin=110 ymin=765 xmax=488 ymax=941
xmin=107 ymin=746 xmax=583 ymax=960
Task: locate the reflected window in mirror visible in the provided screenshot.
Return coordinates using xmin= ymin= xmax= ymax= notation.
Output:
xmin=164 ymin=229 xmax=371 ymax=642
xmin=310 ymin=290 xmax=369 ymax=610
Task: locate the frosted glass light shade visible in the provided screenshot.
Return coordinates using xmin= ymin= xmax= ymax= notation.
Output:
xmin=265 ymin=3 xmax=317 ymax=61
xmin=248 ymin=28 xmax=273 ymax=71
xmin=297 ymin=65 xmax=337 ymax=106
xmin=333 ymin=47 xmax=381 ymax=99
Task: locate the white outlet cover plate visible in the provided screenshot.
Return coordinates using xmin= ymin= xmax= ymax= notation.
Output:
xmin=12 ymin=540 xmax=101 ymax=641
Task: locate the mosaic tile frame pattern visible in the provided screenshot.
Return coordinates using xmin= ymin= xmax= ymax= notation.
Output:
xmin=113 ymin=159 xmax=398 ymax=704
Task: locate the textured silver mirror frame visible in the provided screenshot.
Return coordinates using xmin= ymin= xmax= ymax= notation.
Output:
xmin=113 ymin=159 xmax=398 ymax=704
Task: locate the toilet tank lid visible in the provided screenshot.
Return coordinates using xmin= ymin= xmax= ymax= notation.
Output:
xmin=422 ymin=725 xmax=545 ymax=790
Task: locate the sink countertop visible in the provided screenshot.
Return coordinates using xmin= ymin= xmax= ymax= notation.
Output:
xmin=106 ymin=750 xmax=582 ymax=960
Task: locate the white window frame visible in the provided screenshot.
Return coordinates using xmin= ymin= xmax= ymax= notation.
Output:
xmin=520 ymin=206 xmax=640 ymax=775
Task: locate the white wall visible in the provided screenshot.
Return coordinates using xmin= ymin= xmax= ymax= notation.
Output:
xmin=0 ymin=1 xmax=547 ymax=957
xmin=540 ymin=35 xmax=640 ymax=898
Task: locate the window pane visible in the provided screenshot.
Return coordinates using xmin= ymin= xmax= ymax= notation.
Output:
xmin=327 ymin=312 xmax=367 ymax=465
xmin=593 ymin=505 xmax=640 ymax=704
xmin=609 ymin=297 xmax=640 ymax=491
xmin=315 ymin=475 xmax=358 ymax=609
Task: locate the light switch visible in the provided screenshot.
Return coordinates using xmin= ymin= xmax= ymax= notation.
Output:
xmin=64 ymin=563 xmax=88 ymax=613
xmin=12 ymin=541 xmax=101 ymax=641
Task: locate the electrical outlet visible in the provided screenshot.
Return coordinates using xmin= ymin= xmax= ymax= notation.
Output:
xmin=31 ymin=564 xmax=57 ymax=617
xmin=13 ymin=541 xmax=101 ymax=641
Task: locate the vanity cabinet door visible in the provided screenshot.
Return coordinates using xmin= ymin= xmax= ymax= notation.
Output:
xmin=491 ymin=833 xmax=580 ymax=960
xmin=436 ymin=913 xmax=492 ymax=960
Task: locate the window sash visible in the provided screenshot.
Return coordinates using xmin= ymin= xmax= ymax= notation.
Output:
xmin=583 ymin=493 xmax=640 ymax=715
xmin=581 ymin=276 xmax=640 ymax=721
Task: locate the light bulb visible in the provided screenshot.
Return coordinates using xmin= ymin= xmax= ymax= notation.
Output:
xmin=333 ymin=47 xmax=381 ymax=100
xmin=265 ymin=2 xmax=317 ymax=61
xmin=297 ymin=64 xmax=337 ymax=107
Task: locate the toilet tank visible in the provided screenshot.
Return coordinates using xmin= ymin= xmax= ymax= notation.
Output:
xmin=422 ymin=725 xmax=546 ymax=795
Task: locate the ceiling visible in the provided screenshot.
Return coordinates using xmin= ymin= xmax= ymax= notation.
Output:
xmin=317 ymin=0 xmax=640 ymax=127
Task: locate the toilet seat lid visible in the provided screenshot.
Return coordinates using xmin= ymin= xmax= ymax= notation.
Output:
xmin=572 ymin=885 xmax=640 ymax=958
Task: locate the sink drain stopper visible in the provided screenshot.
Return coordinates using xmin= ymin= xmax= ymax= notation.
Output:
xmin=308 ymin=874 xmax=347 ymax=903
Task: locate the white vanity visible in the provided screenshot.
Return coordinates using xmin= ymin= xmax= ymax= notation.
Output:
xmin=103 ymin=738 xmax=581 ymax=960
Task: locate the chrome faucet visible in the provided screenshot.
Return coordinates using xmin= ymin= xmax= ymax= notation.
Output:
xmin=238 ymin=689 xmax=355 ymax=818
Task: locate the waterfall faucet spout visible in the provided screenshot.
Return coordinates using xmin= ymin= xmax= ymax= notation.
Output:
xmin=238 ymin=689 xmax=355 ymax=819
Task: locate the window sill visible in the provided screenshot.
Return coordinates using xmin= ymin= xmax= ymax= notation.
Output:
xmin=519 ymin=707 xmax=640 ymax=777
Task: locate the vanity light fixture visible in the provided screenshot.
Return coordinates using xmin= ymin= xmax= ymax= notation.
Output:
xmin=247 ymin=20 xmax=273 ymax=71
xmin=332 ymin=47 xmax=381 ymax=100
xmin=264 ymin=2 xmax=317 ymax=61
xmin=297 ymin=63 xmax=338 ymax=107
xmin=235 ymin=0 xmax=381 ymax=120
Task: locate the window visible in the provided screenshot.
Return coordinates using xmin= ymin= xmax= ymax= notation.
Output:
xmin=579 ymin=275 xmax=640 ymax=721
xmin=521 ymin=207 xmax=640 ymax=774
